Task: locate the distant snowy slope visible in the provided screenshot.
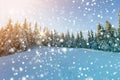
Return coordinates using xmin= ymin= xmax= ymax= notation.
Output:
xmin=0 ymin=47 xmax=120 ymax=80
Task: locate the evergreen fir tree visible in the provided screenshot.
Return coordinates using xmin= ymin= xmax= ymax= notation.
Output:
xmin=60 ymin=33 xmax=65 ymax=47
xmin=70 ymin=33 xmax=76 ymax=48
xmin=79 ymin=31 xmax=86 ymax=48
xmin=76 ymin=32 xmax=80 ymax=48
xmin=33 ymin=22 xmax=41 ymax=45
xmin=65 ymin=30 xmax=71 ymax=47
xmin=22 ymin=19 xmax=29 ymax=49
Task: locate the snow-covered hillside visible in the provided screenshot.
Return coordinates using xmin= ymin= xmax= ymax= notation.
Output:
xmin=0 ymin=47 xmax=120 ymax=80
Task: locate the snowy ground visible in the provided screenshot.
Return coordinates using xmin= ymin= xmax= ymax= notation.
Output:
xmin=0 ymin=47 xmax=120 ymax=80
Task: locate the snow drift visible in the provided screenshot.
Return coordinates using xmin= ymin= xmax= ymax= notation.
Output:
xmin=0 ymin=47 xmax=120 ymax=80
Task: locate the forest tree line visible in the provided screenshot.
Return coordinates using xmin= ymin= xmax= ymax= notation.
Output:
xmin=0 ymin=16 xmax=120 ymax=56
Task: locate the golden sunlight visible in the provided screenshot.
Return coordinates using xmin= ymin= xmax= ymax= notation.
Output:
xmin=0 ymin=0 xmax=51 ymax=27
xmin=0 ymin=0 xmax=33 ymax=16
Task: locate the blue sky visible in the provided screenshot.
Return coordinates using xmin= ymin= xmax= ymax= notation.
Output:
xmin=0 ymin=0 xmax=120 ymax=34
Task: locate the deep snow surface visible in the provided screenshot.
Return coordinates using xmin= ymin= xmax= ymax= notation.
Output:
xmin=0 ymin=47 xmax=120 ymax=80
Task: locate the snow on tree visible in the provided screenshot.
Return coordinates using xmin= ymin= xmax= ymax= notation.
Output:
xmin=1 ymin=12 xmax=120 ymax=56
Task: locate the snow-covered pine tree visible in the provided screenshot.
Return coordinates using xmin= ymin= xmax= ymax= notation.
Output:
xmin=70 ymin=33 xmax=76 ymax=48
xmin=28 ymin=23 xmax=34 ymax=47
xmin=59 ymin=32 xmax=65 ymax=47
xmin=75 ymin=32 xmax=80 ymax=48
xmin=89 ymin=30 xmax=97 ymax=49
xmin=96 ymin=23 xmax=106 ymax=51
xmin=22 ymin=19 xmax=29 ymax=50
xmin=105 ymin=21 xmax=115 ymax=51
xmin=64 ymin=30 xmax=71 ymax=47
xmin=33 ymin=22 xmax=41 ymax=45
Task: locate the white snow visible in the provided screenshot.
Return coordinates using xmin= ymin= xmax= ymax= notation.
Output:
xmin=0 ymin=47 xmax=120 ymax=80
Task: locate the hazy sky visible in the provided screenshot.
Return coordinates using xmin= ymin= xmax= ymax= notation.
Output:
xmin=0 ymin=0 xmax=120 ymax=34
